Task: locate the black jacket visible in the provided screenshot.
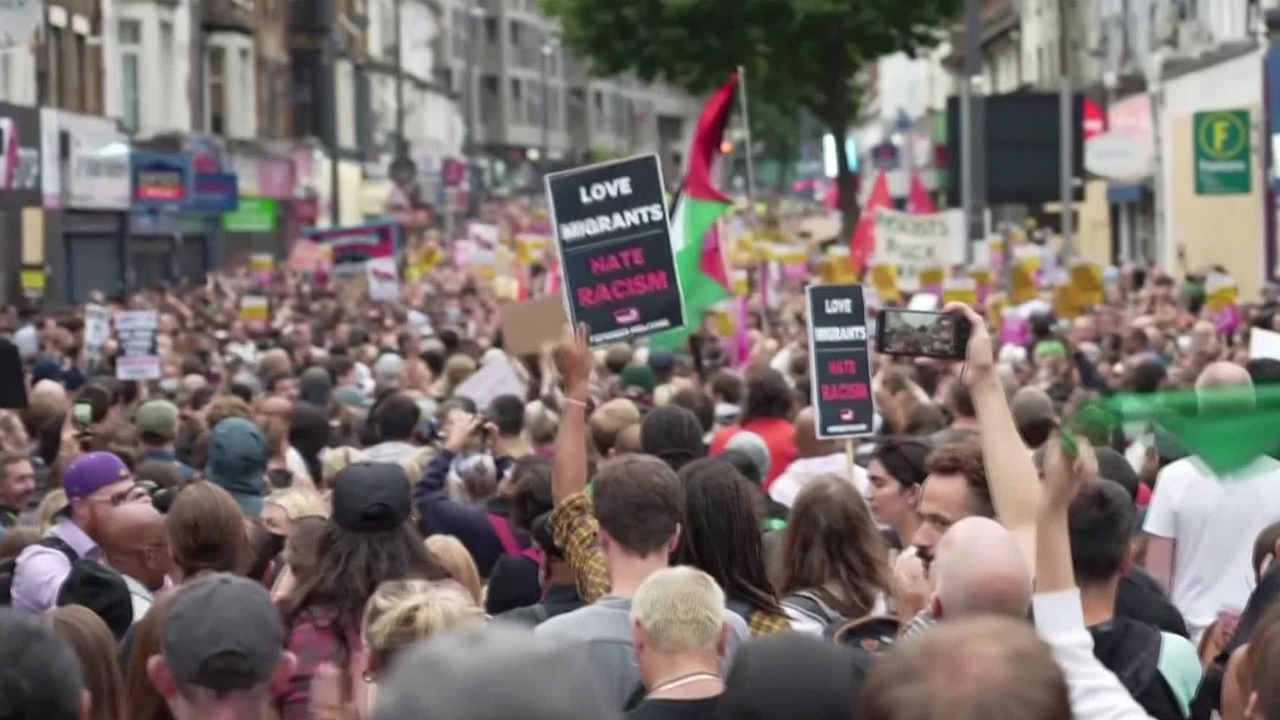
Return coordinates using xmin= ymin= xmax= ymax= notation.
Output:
xmin=1091 ymin=616 xmax=1186 ymax=720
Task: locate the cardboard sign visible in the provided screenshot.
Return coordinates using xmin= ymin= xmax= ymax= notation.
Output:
xmin=453 ymin=353 xmax=527 ymax=411
xmin=239 ymin=295 xmax=269 ymax=329
xmin=871 ymin=208 xmax=961 ymax=291
xmin=545 ymin=154 xmax=684 ymax=346
xmin=500 ymin=295 xmax=568 ymax=357
xmin=805 ymin=284 xmax=875 ymax=439
xmin=113 ymin=309 xmax=160 ymax=380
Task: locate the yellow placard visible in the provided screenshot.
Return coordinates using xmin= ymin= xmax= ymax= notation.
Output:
xmin=240 ymin=296 xmax=269 ymax=324
xmin=21 ymin=208 xmax=44 ymax=265
xmin=969 ymin=266 xmax=992 ymax=288
xmin=710 ymin=311 xmax=734 ymax=338
xmin=250 ymin=253 xmax=274 ymax=275
xmin=730 ymin=270 xmax=749 ymax=295
xmin=1009 ymin=250 xmax=1041 ymax=305
xmin=494 ymin=276 xmax=521 ymax=300
xmin=987 ymin=293 xmax=1008 ymax=333
xmin=1069 ymin=260 xmax=1103 ymax=307
xmin=869 ymin=264 xmax=900 ymax=301
xmin=942 ymin=278 xmax=977 ymax=306
xmin=1205 ymin=272 xmax=1237 ymax=311
xmin=919 ymin=266 xmax=945 ymax=288
xmin=20 ymin=267 xmax=45 ymax=293
xmin=1054 ymin=278 xmax=1080 ymax=319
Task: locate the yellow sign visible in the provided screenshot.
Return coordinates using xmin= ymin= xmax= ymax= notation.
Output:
xmin=942 ymin=277 xmax=977 ymax=306
xmin=987 ymin=293 xmax=1008 ymax=333
xmin=1069 ymin=260 xmax=1103 ymax=307
xmin=1054 ymin=277 xmax=1080 ymax=319
xmin=240 ymin=296 xmax=269 ymax=325
xmin=20 ymin=267 xmax=45 ymax=293
xmin=1205 ymin=272 xmax=1238 ymax=311
xmin=1009 ymin=249 xmax=1041 ymax=305
xmin=918 ymin=266 xmax=945 ymax=289
xmin=869 ymin=264 xmax=900 ymax=301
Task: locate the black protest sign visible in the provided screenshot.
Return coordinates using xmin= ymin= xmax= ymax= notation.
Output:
xmin=806 ymin=283 xmax=875 ymax=439
xmin=545 ymin=154 xmax=684 ymax=346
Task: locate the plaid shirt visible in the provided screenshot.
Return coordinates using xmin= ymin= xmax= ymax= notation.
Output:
xmin=550 ymin=492 xmax=790 ymax=637
xmin=278 ymin=606 xmax=364 ymax=720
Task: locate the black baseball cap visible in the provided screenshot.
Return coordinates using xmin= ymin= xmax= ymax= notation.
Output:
xmin=331 ymin=462 xmax=412 ymax=534
xmin=161 ymin=573 xmax=284 ymax=693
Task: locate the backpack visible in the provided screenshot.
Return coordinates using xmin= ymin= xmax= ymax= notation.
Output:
xmin=0 ymin=536 xmax=79 ymax=605
xmin=782 ymin=590 xmax=850 ymax=639
xmin=487 ymin=513 xmax=544 ymax=565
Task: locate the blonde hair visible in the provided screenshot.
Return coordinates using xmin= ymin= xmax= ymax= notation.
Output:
xmin=320 ymin=446 xmax=366 ymax=488
xmin=264 ymin=487 xmax=328 ymax=520
xmin=424 ymin=535 xmax=483 ymax=604
xmin=36 ymin=489 xmax=68 ymax=533
xmin=361 ymin=579 xmax=483 ymax=671
xmin=630 ymin=566 xmax=726 ymax=655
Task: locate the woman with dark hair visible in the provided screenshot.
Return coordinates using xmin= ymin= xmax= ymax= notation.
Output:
xmin=864 ymin=439 xmax=930 ymax=552
xmin=708 ymin=368 xmax=797 ymax=488
xmin=676 ymin=457 xmax=790 ymax=635
xmin=289 ymin=400 xmax=329 ymax=482
xmin=771 ymin=474 xmax=890 ymax=635
xmin=485 ymin=455 xmax=555 ymax=615
xmin=277 ymin=463 xmax=449 ymax=720
xmin=640 ymin=404 xmax=706 ymax=472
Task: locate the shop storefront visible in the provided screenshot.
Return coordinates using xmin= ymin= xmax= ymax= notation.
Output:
xmin=40 ymin=109 xmax=131 ymax=304
xmin=127 ymin=150 xmax=215 ymax=290
xmin=223 ymin=145 xmax=295 ymax=264
xmin=0 ymin=103 xmax=42 ymax=306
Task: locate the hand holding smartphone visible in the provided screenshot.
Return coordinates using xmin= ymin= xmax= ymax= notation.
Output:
xmin=875 ymin=309 xmax=972 ymax=360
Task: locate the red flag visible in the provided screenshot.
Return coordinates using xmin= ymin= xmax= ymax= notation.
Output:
xmin=698 ymin=221 xmax=729 ymax=291
xmin=907 ymin=171 xmax=934 ymax=214
xmin=850 ymin=171 xmax=891 ymax=272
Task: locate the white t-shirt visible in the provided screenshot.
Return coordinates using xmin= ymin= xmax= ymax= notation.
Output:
xmin=1143 ymin=455 xmax=1280 ymax=642
xmin=769 ymin=453 xmax=869 ymax=508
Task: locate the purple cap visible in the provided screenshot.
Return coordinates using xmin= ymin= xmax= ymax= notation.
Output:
xmin=63 ymin=452 xmax=130 ymax=500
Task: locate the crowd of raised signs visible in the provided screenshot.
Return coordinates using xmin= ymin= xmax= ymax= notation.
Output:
xmin=3 ymin=217 xmax=1280 ymax=720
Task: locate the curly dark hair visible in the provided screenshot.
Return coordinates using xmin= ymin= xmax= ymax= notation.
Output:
xmin=924 ymin=441 xmax=993 ymax=518
xmin=675 ymin=457 xmax=783 ymax=617
xmin=283 ymin=521 xmax=449 ymax=627
xmin=640 ymin=405 xmax=706 ymax=472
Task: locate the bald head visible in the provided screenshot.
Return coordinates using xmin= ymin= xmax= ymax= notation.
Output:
xmin=259 ymin=348 xmax=292 ymax=376
xmin=613 ymin=423 xmax=644 ymax=456
xmin=793 ymin=407 xmax=837 ymax=458
xmin=101 ymin=502 xmax=171 ymax=591
xmin=1196 ymin=361 xmax=1254 ymax=411
xmin=932 ymin=517 xmax=1032 ymax=620
xmin=29 ymin=379 xmax=66 ymax=406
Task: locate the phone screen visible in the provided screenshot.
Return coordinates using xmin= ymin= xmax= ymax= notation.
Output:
xmin=72 ymin=403 xmax=92 ymax=430
xmin=877 ymin=310 xmax=965 ymax=359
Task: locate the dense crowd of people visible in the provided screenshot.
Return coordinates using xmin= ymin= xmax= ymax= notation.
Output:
xmin=1 ymin=249 xmax=1280 ymax=720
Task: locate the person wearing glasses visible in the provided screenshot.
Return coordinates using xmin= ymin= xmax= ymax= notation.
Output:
xmin=10 ymin=451 xmax=150 ymax=614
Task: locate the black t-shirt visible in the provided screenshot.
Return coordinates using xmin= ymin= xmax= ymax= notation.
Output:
xmin=627 ymin=696 xmax=722 ymax=720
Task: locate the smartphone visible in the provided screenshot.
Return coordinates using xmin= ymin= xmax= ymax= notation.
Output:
xmin=72 ymin=402 xmax=93 ymax=432
xmin=875 ymin=309 xmax=971 ymax=360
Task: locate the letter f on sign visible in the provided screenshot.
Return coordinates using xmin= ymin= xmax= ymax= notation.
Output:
xmin=1212 ymin=120 xmax=1229 ymax=152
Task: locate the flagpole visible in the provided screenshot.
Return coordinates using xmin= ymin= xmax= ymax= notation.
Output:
xmin=736 ymin=64 xmax=769 ymax=324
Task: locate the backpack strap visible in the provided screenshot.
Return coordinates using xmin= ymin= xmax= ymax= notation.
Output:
xmin=36 ymin=536 xmax=79 ymax=563
xmin=783 ymin=590 xmax=838 ymax=627
xmin=487 ymin=513 xmax=523 ymax=556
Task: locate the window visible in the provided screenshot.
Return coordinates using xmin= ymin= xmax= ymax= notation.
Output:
xmin=0 ymin=52 xmax=10 ymax=101
xmin=208 ymin=46 xmax=226 ymax=134
xmin=548 ymin=86 xmax=559 ymax=131
xmin=119 ymin=18 xmax=141 ymax=131
xmin=485 ymin=17 xmax=497 ymax=45
xmin=452 ymin=9 xmax=468 ymax=60
xmin=240 ymin=47 xmax=252 ymax=135
xmin=527 ymin=79 xmax=539 ymax=127
xmin=47 ymin=27 xmax=62 ymax=106
xmin=510 ymin=77 xmax=522 ymax=122
xmin=593 ymin=90 xmax=604 ymax=131
xmin=159 ymin=20 xmax=175 ymax=127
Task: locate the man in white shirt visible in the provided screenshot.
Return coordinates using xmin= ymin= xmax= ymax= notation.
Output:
xmin=770 ymin=408 xmax=867 ymax=508
xmin=1143 ymin=363 xmax=1280 ymax=642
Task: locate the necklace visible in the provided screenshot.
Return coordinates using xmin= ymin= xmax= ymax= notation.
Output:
xmin=647 ymin=671 xmax=723 ymax=697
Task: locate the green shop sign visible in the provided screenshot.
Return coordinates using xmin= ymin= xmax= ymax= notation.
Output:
xmin=1194 ymin=109 xmax=1251 ymax=195
xmin=222 ymin=197 xmax=279 ymax=232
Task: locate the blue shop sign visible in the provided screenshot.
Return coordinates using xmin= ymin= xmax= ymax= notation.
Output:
xmin=188 ymin=172 xmax=239 ymax=213
xmin=131 ymin=152 xmax=194 ymax=210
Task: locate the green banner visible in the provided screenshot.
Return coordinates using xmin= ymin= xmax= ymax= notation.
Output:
xmin=222 ymin=197 xmax=278 ymax=233
xmin=1194 ymin=109 xmax=1251 ymax=195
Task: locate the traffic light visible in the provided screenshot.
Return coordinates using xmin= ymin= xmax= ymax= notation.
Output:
xmin=719 ymin=139 xmax=734 ymax=154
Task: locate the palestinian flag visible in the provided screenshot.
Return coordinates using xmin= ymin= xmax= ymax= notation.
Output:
xmin=649 ymin=73 xmax=738 ymax=349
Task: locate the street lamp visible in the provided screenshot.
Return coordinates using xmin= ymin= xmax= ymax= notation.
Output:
xmin=540 ymin=33 xmax=558 ymax=180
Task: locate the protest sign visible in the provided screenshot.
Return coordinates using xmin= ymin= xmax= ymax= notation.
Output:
xmin=305 ymin=222 xmax=397 ymax=276
xmin=83 ymin=303 xmax=110 ymax=364
xmin=1251 ymin=328 xmax=1280 ymax=361
xmin=546 ymin=154 xmax=683 ymax=346
xmin=239 ymin=295 xmax=269 ymax=330
xmin=942 ymin=277 xmax=977 ymax=306
xmin=805 ymin=284 xmax=875 ymax=439
xmin=871 ymin=208 xmax=961 ymax=291
xmin=453 ymin=353 xmax=527 ymax=411
xmin=500 ymin=295 xmax=568 ymax=356
xmin=251 ymin=253 xmax=274 ymax=284
xmin=366 ymin=256 xmax=401 ymax=301
xmin=113 ymin=309 xmax=160 ymax=380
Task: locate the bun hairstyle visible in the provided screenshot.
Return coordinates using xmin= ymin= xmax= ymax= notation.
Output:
xmin=361 ymin=580 xmax=484 ymax=673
